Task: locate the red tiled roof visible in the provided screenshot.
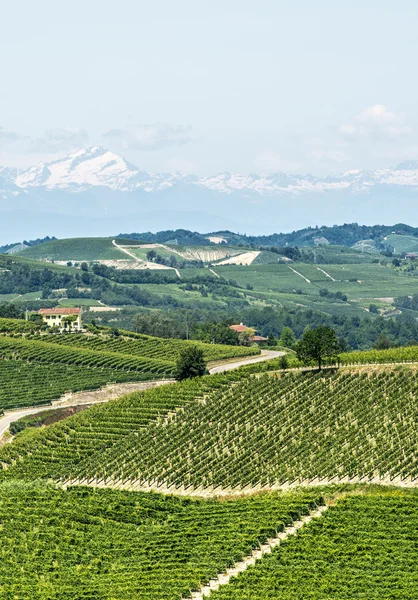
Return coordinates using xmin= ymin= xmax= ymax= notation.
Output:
xmin=253 ymin=335 xmax=268 ymax=342
xmin=230 ymin=324 xmax=250 ymax=333
xmin=38 ymin=308 xmax=81 ymax=315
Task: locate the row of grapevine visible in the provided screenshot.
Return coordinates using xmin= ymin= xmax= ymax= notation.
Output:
xmin=0 ymin=375 xmax=232 ymax=480
xmin=2 ymin=369 xmax=418 ymax=489
xmin=27 ymin=329 xmax=260 ymax=362
xmin=0 ymin=482 xmax=322 ymax=599
xmin=66 ymin=369 xmax=418 ymax=489
xmin=0 ymin=359 xmax=153 ymax=412
xmin=210 ymin=490 xmax=418 ymax=599
xmin=0 ymin=317 xmax=41 ymax=333
xmin=0 ymin=335 xmax=175 ymax=376
xmin=336 ymin=344 xmax=418 ymax=365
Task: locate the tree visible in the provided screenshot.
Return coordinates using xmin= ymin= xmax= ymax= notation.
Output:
xmin=296 ymin=326 xmax=340 ymax=369
xmin=279 ymin=326 xmax=296 ymax=349
xmin=175 ymin=346 xmax=207 ymax=381
xmin=267 ymin=333 xmax=277 ymax=347
xmin=146 ymin=250 xmax=157 ymax=262
xmin=239 ymin=328 xmax=255 ymax=346
xmin=369 ymin=304 xmax=379 ymax=314
xmin=374 ymin=333 xmax=392 ymax=350
xmin=62 ymin=315 xmax=78 ymax=331
xmin=81 ymin=262 xmax=89 ymax=272
xmin=0 ymin=303 xmax=24 ymax=319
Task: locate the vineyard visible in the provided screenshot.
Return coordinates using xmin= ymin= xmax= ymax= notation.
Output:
xmin=337 ymin=344 xmax=418 ymax=365
xmin=0 ymin=359 xmax=152 ymax=412
xmin=0 ymin=375 xmax=231 ymax=480
xmin=0 ymin=317 xmax=41 ymax=333
xmin=0 ymin=482 xmax=322 ymax=599
xmin=1 ymin=368 xmax=418 ymax=489
xmin=63 ymin=369 xmax=418 ymax=489
xmin=29 ymin=329 xmax=260 ymax=363
xmin=0 ymin=335 xmax=174 ymax=376
xmin=210 ymin=489 xmax=418 ymax=599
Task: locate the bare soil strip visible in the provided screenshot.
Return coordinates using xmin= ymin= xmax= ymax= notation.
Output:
xmin=0 ymin=380 xmax=172 ymax=441
xmin=63 ymin=474 xmax=418 ymax=498
xmin=112 ymin=240 xmax=181 ymax=277
xmin=182 ymin=505 xmax=328 ymax=599
xmin=315 ymin=266 xmax=336 ymax=281
xmin=287 ymin=265 xmax=312 ymax=283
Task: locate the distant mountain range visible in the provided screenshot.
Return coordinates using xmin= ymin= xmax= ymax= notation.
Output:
xmin=2 ymin=146 xmax=418 ymax=243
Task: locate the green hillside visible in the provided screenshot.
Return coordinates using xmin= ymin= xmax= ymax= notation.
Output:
xmin=20 ymin=237 xmax=134 ymax=261
xmin=385 ymin=233 xmax=418 ymax=254
xmin=0 ymin=483 xmax=322 ymax=600
xmin=63 ymin=369 xmax=418 ymax=490
xmin=0 ymin=319 xmax=258 ymax=411
xmin=30 ymin=328 xmax=259 ymax=363
xmin=1 ymin=366 xmax=417 ymax=488
xmin=211 ymin=489 xmax=418 ymax=600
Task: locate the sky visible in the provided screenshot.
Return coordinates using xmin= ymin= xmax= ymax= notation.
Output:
xmin=1 ymin=0 xmax=418 ymax=175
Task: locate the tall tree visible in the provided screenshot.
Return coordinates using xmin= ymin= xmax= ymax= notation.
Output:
xmin=175 ymin=346 xmax=207 ymax=381
xmin=296 ymin=326 xmax=340 ymax=369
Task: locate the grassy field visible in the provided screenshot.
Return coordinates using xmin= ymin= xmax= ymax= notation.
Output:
xmin=58 ymin=297 xmax=102 ymax=307
xmin=214 ymin=262 xmax=418 ymax=301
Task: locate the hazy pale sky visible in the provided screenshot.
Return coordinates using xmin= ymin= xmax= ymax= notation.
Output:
xmin=1 ymin=0 xmax=418 ymax=174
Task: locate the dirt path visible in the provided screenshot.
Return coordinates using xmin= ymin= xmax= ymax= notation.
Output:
xmin=209 ymin=350 xmax=284 ymax=374
xmin=183 ymin=505 xmax=328 ymax=599
xmin=0 ymin=380 xmax=172 ymax=441
xmin=112 ymin=240 xmax=181 ymax=278
xmin=287 ymin=265 xmax=312 ymax=283
xmin=315 ymin=266 xmax=336 ymax=281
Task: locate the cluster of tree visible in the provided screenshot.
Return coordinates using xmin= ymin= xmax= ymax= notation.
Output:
xmin=394 ymin=293 xmax=418 ymax=311
xmin=117 ymin=229 xmax=210 ymax=246
xmin=145 ymin=250 xmax=204 ymax=269
xmin=179 ymin=281 xmax=244 ymax=299
xmin=319 ymin=288 xmax=348 ymax=302
xmin=91 ymin=263 xmax=179 ymax=284
xmin=264 ymin=246 xmax=301 ymax=260
xmin=0 ymin=236 xmax=57 ymax=254
xmin=192 ymin=322 xmax=240 ymax=345
xmin=116 ymin=224 xmax=418 ymax=250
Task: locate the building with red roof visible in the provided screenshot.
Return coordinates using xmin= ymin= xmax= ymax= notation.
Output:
xmin=38 ymin=307 xmax=82 ymax=331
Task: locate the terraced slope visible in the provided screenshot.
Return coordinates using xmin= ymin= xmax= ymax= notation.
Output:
xmin=0 ymin=360 xmax=152 ymax=412
xmin=211 ymin=489 xmax=418 ymax=599
xmin=0 ymin=376 xmax=230 ymax=480
xmin=0 ymin=335 xmax=174 ymax=375
xmin=30 ymin=329 xmax=259 ymax=363
xmin=0 ymin=482 xmax=321 ymax=600
xmin=2 ymin=368 xmax=418 ymax=489
xmin=62 ymin=369 xmax=418 ymax=490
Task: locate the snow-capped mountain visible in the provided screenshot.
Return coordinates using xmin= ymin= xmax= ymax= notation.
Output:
xmin=6 ymin=146 xmax=418 ymax=196
xmin=13 ymin=147 xmax=185 ymax=192
xmin=2 ymin=146 xmax=418 ymax=243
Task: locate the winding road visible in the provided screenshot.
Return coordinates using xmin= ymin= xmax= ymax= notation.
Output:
xmin=0 ymin=350 xmax=284 ymax=442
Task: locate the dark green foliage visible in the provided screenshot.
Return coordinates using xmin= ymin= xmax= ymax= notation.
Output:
xmin=193 ymin=322 xmax=240 ymax=345
xmin=175 ymin=345 xmax=207 ymax=380
xmin=0 ymin=483 xmax=321 ymax=599
xmin=211 ymin=491 xmax=418 ymax=600
xmin=0 ymin=302 xmax=24 ymax=319
xmin=296 ymin=326 xmax=340 ymax=368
